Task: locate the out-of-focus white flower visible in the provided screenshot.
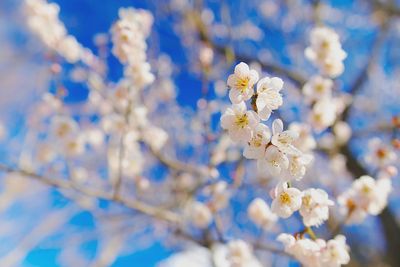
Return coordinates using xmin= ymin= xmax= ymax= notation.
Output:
xmin=333 ymin=121 xmax=352 ymax=145
xmin=24 ymin=0 xmax=85 ymax=63
xmin=337 ymin=175 xmax=392 ymax=224
xmin=36 ymin=143 xmax=56 ymax=163
xmin=255 ymin=77 xmax=283 ymax=120
xmin=159 ymin=244 xmax=262 ymax=267
xmin=62 ymin=134 xmax=86 ymax=157
xmin=309 ymin=98 xmax=337 ymax=132
xmin=111 ymin=7 xmax=154 ymax=88
xmin=257 ymin=145 xmax=289 ymax=176
xmin=320 ymin=235 xmax=350 ymax=267
xmin=199 ymin=45 xmax=214 ymax=66
xmin=204 ymin=181 xmax=231 ymax=211
xmin=271 ymin=183 xmax=302 ymax=218
xmin=220 ymin=102 xmax=259 ymax=143
xmin=305 ymin=26 xmax=347 ymax=78
xmin=101 ymin=114 xmax=127 ymax=135
xmin=365 ymin=138 xmax=397 ymax=168
xmin=227 ymin=62 xmax=259 ymax=104
xmin=300 ymin=188 xmax=334 ymax=227
xmin=50 ymin=116 xmax=79 ymax=139
xmin=289 ymin=122 xmax=316 ymax=153
xmin=243 ymin=124 xmax=271 ymax=159
xmin=190 ymin=201 xmax=213 ymax=229
xmin=247 ymin=198 xmax=277 ymax=229
xmin=142 ymin=125 xmax=168 ymax=152
xmin=227 ymin=240 xmax=254 ymax=267
xmin=286 ymin=153 xmax=313 ymax=181
xmin=57 ymin=35 xmax=82 ymax=63
xmin=302 ymin=76 xmax=333 ymax=102
xmin=271 ymin=119 xmax=301 ymax=155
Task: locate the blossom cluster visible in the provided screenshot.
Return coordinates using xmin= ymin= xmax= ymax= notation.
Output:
xmin=24 ymin=0 xmax=90 ymax=64
xmin=11 ymin=1 xmax=399 ymax=266
xmin=338 ymin=175 xmax=392 ymax=224
xmin=278 ymin=234 xmax=350 ymax=267
xmin=25 ymin=2 xmax=168 ymax=192
xmin=217 ymin=62 xmax=348 ymax=266
xmin=303 ymin=27 xmax=349 ymax=133
xmin=305 ymin=26 xmax=347 ymax=78
xmin=111 ymin=7 xmax=155 ymax=88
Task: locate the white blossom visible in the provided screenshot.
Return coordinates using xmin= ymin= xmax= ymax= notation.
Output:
xmin=50 ymin=116 xmax=79 ymax=139
xmin=271 ymin=183 xmax=302 ymax=218
xmin=226 ymin=240 xmax=254 ymax=267
xmin=190 ymin=201 xmax=213 ymax=229
xmin=220 ymin=102 xmax=259 ymax=143
xmin=247 ymin=198 xmax=277 ymax=229
xmin=302 ymin=76 xmax=333 ymax=103
xmin=300 ymin=188 xmax=334 ymax=227
xmin=365 ymin=138 xmax=397 ymax=168
xmin=227 ymin=62 xmax=259 ymax=104
xmin=309 ymin=98 xmax=337 ymax=132
xmin=271 ymin=119 xmax=301 ymax=155
xmin=320 ymin=235 xmax=350 ymax=267
xmin=286 ymin=153 xmax=313 ymax=181
xmin=255 ymin=77 xmax=283 ymax=120
xmin=305 ymin=26 xmax=347 ymax=78
xmin=243 ymin=123 xmax=271 ymax=159
xmin=289 ymin=122 xmax=316 ymax=153
xmin=338 ymin=175 xmax=392 ymax=224
xmin=257 ymin=145 xmax=289 ymax=176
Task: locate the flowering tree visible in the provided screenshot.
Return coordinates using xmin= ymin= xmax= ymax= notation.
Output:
xmin=0 ymin=0 xmax=399 ymax=266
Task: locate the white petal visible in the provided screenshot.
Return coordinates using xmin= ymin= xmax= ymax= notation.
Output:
xmin=272 ymin=119 xmax=284 ymax=135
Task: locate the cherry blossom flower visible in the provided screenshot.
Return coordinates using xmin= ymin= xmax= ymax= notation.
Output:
xmin=50 ymin=116 xmax=79 ymax=139
xmin=255 ymin=77 xmax=283 ymax=120
xmin=257 ymin=145 xmax=289 ymax=176
xmin=227 ymin=62 xmax=259 ymax=104
xmin=305 ymin=26 xmax=347 ymax=78
xmin=243 ymin=123 xmax=271 ymax=159
xmin=302 ymin=76 xmax=333 ymax=103
xmin=227 ymin=240 xmax=254 ymax=267
xmin=338 ymin=175 xmax=392 ymax=224
xmin=285 ymin=153 xmax=313 ymax=181
xmin=320 ymin=235 xmax=350 ymax=267
xmin=309 ymin=98 xmax=337 ymax=132
xmin=289 ymin=122 xmax=316 ymax=153
xmin=271 ymin=119 xmax=301 ymax=156
xmin=300 ymin=188 xmax=334 ymax=227
xmin=220 ymin=102 xmax=259 ymax=143
xmin=271 ymin=183 xmax=302 ymax=218
xmin=365 ymin=138 xmax=397 ymax=168
xmin=247 ymin=198 xmax=277 ymax=230
xmin=190 ymin=201 xmax=213 ymax=229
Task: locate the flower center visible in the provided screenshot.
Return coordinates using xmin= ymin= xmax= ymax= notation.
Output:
xmin=361 ymin=185 xmax=372 ymax=194
xmin=57 ymin=123 xmax=70 ymax=137
xmin=376 ymin=148 xmax=387 ymax=159
xmin=279 ymin=192 xmax=291 ymax=205
xmin=236 ymin=77 xmax=250 ymax=92
xmin=235 ymin=114 xmax=249 ymax=128
xmin=302 ymin=194 xmax=312 ymax=207
xmin=315 ymin=83 xmax=325 ymax=93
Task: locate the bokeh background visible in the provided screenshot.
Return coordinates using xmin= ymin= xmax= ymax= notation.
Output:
xmin=1 ymin=0 xmax=400 ymax=266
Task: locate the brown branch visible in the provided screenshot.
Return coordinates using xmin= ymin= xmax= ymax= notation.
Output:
xmin=0 ymin=163 xmax=181 ymax=224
